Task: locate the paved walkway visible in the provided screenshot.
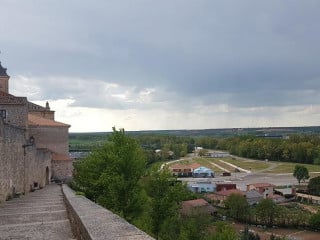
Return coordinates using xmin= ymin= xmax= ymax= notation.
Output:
xmin=0 ymin=184 xmax=75 ymax=240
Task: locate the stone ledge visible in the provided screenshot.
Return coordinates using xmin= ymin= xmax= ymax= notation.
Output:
xmin=62 ymin=185 xmax=154 ymax=240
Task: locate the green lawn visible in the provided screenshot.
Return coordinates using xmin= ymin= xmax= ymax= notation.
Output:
xmin=166 ymin=157 xmax=320 ymax=174
xmin=217 ymin=157 xmax=270 ymax=171
xmin=266 ymin=162 xmax=320 ymax=174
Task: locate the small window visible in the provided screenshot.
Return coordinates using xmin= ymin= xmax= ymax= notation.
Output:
xmin=0 ymin=110 xmax=6 ymax=119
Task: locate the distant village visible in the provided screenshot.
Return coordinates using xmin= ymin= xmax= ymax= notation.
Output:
xmin=166 ymin=151 xmax=320 ymax=217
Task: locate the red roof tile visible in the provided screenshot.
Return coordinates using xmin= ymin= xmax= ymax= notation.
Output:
xmin=182 ymin=199 xmax=209 ymax=207
xmin=28 ymin=114 xmax=70 ymax=127
xmin=0 ymin=91 xmax=26 ymax=104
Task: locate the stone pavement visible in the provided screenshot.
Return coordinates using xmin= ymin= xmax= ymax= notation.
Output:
xmin=0 ymin=184 xmax=75 ymax=240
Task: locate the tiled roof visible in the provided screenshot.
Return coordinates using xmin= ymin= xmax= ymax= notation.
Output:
xmin=0 ymin=62 xmax=9 ymax=77
xmin=28 ymin=114 xmax=70 ymax=127
xmin=0 ymin=91 xmax=27 ymax=104
xmin=52 ymin=152 xmax=71 ymax=161
xmin=181 ymin=199 xmax=209 ymax=207
xmin=180 ymin=198 xmax=215 ymax=215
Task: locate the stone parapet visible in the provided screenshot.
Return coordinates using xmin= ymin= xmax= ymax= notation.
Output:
xmin=62 ymin=185 xmax=154 ymax=240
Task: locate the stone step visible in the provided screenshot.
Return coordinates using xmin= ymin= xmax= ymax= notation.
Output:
xmin=0 ymin=184 xmax=74 ymax=240
xmin=3 ymin=200 xmax=65 ymax=206
xmin=0 ymin=219 xmax=74 ymax=240
xmin=0 ymin=204 xmax=66 ymax=214
xmin=0 ymin=210 xmax=68 ymax=225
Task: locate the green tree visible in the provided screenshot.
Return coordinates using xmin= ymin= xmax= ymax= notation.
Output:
xmin=293 ymin=165 xmax=310 ymax=184
xmin=209 ymin=221 xmax=239 ymax=240
xmin=308 ymin=176 xmax=320 ymax=196
xmin=178 ymin=214 xmax=211 ymax=240
xmin=145 ymin=170 xmax=195 ymax=239
xmin=225 ymin=193 xmax=250 ymax=221
xmin=73 ymin=127 xmax=147 ymax=221
xmin=255 ymin=198 xmax=279 ymax=226
xmin=309 ymin=211 xmax=320 ymax=230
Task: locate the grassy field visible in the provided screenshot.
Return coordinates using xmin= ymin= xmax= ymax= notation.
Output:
xmin=169 ymin=156 xmax=320 ymax=174
xmin=200 ymin=157 xmax=270 ymax=173
xmin=218 ymin=157 xmax=270 ymax=171
xmin=266 ymin=161 xmax=320 ymax=173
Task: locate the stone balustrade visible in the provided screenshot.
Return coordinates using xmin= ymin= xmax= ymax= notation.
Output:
xmin=62 ymin=185 xmax=154 ymax=240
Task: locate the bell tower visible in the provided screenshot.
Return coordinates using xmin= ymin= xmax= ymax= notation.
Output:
xmin=0 ymin=61 xmax=10 ymax=93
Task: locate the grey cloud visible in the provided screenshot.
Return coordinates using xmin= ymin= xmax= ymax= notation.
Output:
xmin=1 ymin=0 xmax=320 ymax=110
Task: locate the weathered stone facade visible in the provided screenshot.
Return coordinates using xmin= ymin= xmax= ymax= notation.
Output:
xmin=0 ymin=61 xmax=72 ymax=202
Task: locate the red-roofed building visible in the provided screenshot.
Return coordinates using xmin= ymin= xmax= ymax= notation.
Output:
xmin=169 ymin=163 xmax=201 ymax=177
xmin=180 ymin=199 xmax=216 ymax=216
xmin=0 ymin=60 xmax=72 ymax=202
xmin=247 ymin=183 xmax=274 ymax=198
xmin=216 ymin=183 xmax=237 ymax=192
xmin=206 ymin=189 xmax=245 ymax=207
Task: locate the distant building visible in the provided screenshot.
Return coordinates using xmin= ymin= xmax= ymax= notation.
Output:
xmin=169 ymin=163 xmax=201 ymax=177
xmin=187 ymin=182 xmax=216 ymax=193
xmin=247 ymin=183 xmax=274 ymax=198
xmin=216 ymin=183 xmax=237 ymax=192
xmin=180 ymin=199 xmax=216 ymax=216
xmin=206 ymin=151 xmax=229 ymax=158
xmin=193 ymin=166 xmax=214 ymax=178
xmin=206 ymin=189 xmax=245 ymax=206
xmin=245 ymin=190 xmax=263 ymax=205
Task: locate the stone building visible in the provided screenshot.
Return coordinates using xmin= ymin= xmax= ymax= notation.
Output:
xmin=0 ymin=61 xmax=72 ymax=202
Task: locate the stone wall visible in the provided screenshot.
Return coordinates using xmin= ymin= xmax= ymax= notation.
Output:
xmin=29 ymin=126 xmax=69 ymax=155
xmin=0 ymin=121 xmax=52 ymax=202
xmin=52 ymin=160 xmax=73 ymax=182
xmin=25 ymin=148 xmax=51 ymax=190
xmin=62 ymin=185 xmax=154 ymax=240
xmin=0 ymin=98 xmax=28 ymax=128
xmin=0 ymin=121 xmax=25 ymax=202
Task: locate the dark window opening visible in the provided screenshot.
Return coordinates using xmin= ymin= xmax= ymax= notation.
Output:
xmin=0 ymin=110 xmax=6 ymax=119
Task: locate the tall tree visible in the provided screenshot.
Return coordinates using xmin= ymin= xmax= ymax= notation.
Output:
xmin=73 ymin=127 xmax=147 ymax=220
xmin=293 ymin=165 xmax=310 ymax=184
xmin=225 ymin=193 xmax=250 ymax=222
xmin=145 ymin=170 xmax=195 ymax=239
xmin=255 ymin=198 xmax=279 ymax=226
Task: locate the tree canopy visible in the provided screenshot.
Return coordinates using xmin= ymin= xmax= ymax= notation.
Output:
xmin=73 ymin=127 xmax=147 ymax=220
xmin=293 ymin=165 xmax=310 ymax=184
xmin=308 ymin=176 xmax=320 ymax=196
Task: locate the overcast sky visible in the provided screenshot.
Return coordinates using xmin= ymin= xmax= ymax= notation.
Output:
xmin=1 ymin=0 xmax=320 ymax=132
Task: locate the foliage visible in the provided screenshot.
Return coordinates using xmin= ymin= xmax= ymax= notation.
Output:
xmin=73 ymin=127 xmax=147 ymax=220
xmin=178 ymin=214 xmax=212 ymax=240
xmin=293 ymin=165 xmax=310 ymax=184
xmin=309 ymin=210 xmax=320 ymax=230
xmin=255 ymin=199 xmax=279 ymax=226
xmin=308 ymin=176 xmax=320 ymax=196
xmin=142 ymin=170 xmax=197 ymax=239
xmin=208 ymin=221 xmax=239 ymax=240
xmin=218 ymin=135 xmax=320 ymax=164
xmin=225 ymin=193 xmax=250 ymax=222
